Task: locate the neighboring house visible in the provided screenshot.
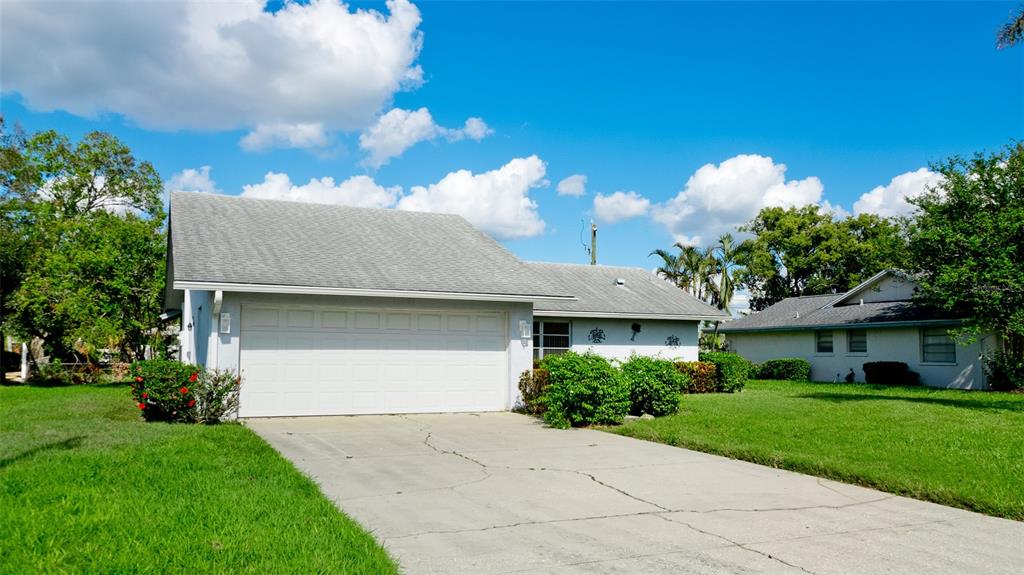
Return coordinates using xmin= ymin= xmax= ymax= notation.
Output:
xmin=719 ymin=270 xmax=997 ymax=389
xmin=165 ymin=192 xmax=725 ymax=417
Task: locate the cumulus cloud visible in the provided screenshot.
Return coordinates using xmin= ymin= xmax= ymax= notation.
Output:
xmin=853 ymin=168 xmax=944 ymax=217
xmin=165 ymin=166 xmax=220 ymax=195
xmin=241 ymin=172 xmax=400 ymax=209
xmin=593 ymin=191 xmax=650 ymax=224
xmin=652 ymin=154 xmax=824 ymax=246
xmin=1 ymin=0 xmax=424 ymax=138
xmin=239 ymin=123 xmax=330 ymax=152
xmin=397 ymin=156 xmax=547 ymax=239
xmin=556 ymin=174 xmax=587 ymax=197
xmin=359 ymin=107 xmax=492 ymax=167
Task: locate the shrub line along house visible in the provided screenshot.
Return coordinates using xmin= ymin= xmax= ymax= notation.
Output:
xmin=166 ymin=192 xmax=727 ymax=417
xmin=719 ymin=270 xmax=997 ymax=389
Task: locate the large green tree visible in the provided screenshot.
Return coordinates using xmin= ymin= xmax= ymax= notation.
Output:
xmin=908 ymin=143 xmax=1024 ymax=380
xmin=1 ymin=125 xmax=166 ymax=363
xmin=739 ymin=205 xmax=908 ymax=311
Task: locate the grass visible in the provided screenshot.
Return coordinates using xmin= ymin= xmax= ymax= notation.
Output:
xmin=610 ymin=380 xmax=1024 ymax=520
xmin=0 ymin=383 xmax=398 ymax=574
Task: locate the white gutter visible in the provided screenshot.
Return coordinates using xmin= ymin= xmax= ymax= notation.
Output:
xmin=174 ymin=281 xmax=577 ymax=303
xmin=533 ymin=309 xmax=729 ymax=321
xmin=212 ymin=290 xmax=223 ymax=315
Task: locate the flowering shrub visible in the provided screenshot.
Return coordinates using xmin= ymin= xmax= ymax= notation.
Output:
xmin=193 ymin=369 xmax=241 ymax=423
xmin=129 ymin=359 xmax=201 ymax=422
xmin=675 ymin=361 xmax=717 ymax=393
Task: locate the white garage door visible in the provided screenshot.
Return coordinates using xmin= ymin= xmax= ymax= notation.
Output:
xmin=238 ymin=304 xmax=509 ymax=417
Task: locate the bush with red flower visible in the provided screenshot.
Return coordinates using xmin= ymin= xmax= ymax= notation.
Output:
xmin=128 ymin=359 xmax=240 ymax=423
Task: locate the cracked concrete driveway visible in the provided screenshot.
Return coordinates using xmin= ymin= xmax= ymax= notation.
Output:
xmin=248 ymin=413 xmax=1024 ymax=575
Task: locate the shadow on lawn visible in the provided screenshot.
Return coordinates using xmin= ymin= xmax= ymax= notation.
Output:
xmin=796 ymin=392 xmax=1024 ymax=413
xmin=0 ymin=436 xmax=85 ymax=470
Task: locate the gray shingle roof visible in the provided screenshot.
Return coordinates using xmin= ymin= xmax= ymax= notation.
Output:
xmin=528 ymin=262 xmax=728 ymax=319
xmin=719 ymin=294 xmax=959 ymax=333
xmin=169 ymin=192 xmax=573 ymax=299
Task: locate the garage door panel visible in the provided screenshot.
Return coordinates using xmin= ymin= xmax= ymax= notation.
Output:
xmin=239 ymin=304 xmax=508 ymax=417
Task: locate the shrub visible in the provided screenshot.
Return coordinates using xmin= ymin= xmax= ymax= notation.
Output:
xmin=983 ymin=350 xmax=1024 ymax=391
xmin=26 ymin=362 xmax=73 ymax=387
xmin=620 ymin=355 xmax=684 ymax=416
xmin=517 ymin=368 xmax=550 ymax=415
xmin=193 ymin=369 xmax=241 ymax=423
xmin=862 ymin=361 xmax=920 ymax=386
xmin=698 ymin=352 xmax=751 ymax=392
xmin=539 ymin=352 xmax=630 ymax=429
xmin=675 ymin=361 xmax=716 ymax=393
xmin=757 ymin=358 xmax=812 ymax=381
xmin=129 ymin=359 xmax=202 ymax=422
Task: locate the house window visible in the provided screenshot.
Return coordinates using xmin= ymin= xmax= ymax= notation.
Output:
xmin=533 ymin=321 xmax=570 ymax=360
xmin=815 ymin=331 xmax=834 ymax=354
xmin=921 ymin=327 xmax=956 ymax=364
xmin=847 ymin=329 xmax=867 ymax=354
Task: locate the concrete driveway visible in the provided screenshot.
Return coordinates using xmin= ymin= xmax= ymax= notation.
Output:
xmin=248 ymin=413 xmax=1023 ymax=575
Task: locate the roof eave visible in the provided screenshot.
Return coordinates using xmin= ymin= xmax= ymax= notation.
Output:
xmin=719 ymin=318 xmax=962 ymax=334
xmin=533 ymin=309 xmax=728 ymax=321
xmin=173 ymin=280 xmax=577 ymax=303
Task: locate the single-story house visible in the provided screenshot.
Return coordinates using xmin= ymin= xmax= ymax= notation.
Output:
xmin=165 ymin=192 xmax=726 ymax=417
xmin=719 ymin=270 xmax=997 ymax=389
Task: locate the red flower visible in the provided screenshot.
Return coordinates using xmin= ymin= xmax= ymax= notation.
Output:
xmin=188 ymin=373 xmax=198 ymax=383
xmin=137 ymin=403 xmax=146 ymax=410
xmin=180 ymin=386 xmax=189 ymax=394
xmin=142 ymin=392 xmax=148 ymax=398
xmin=188 ymin=399 xmax=196 ymax=407
xmin=134 ymin=376 xmax=143 ymax=383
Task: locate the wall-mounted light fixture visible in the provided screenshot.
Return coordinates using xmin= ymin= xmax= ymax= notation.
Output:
xmin=219 ymin=313 xmax=231 ymax=334
xmin=519 ymin=320 xmax=532 ymax=339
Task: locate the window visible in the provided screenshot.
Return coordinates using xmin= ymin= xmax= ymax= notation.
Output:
xmin=921 ymin=327 xmax=956 ymax=364
xmin=847 ymin=329 xmax=867 ymax=354
xmin=533 ymin=321 xmax=570 ymax=360
xmin=815 ymin=331 xmax=834 ymax=353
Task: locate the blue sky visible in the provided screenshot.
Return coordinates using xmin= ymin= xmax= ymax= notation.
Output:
xmin=2 ymin=1 xmax=1021 ymax=269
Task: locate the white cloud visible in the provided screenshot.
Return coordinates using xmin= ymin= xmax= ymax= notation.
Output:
xmin=397 ymin=156 xmax=547 ymax=239
xmin=239 ymin=122 xmax=330 ymax=152
xmin=165 ymin=166 xmax=220 ymax=195
xmin=652 ymin=154 xmax=825 ymax=246
xmin=556 ymin=174 xmax=587 ymax=197
xmin=1 ymin=0 xmax=424 ymax=136
xmin=241 ymin=172 xmax=400 ymax=209
xmin=359 ymin=107 xmax=492 ymax=167
xmin=593 ymin=191 xmax=650 ymax=224
xmin=853 ymin=168 xmax=944 ymax=217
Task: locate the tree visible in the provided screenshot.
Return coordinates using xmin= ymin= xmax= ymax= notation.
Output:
xmin=1 ymin=127 xmax=166 ymax=363
xmin=711 ymin=233 xmax=751 ymax=315
xmin=650 ymin=234 xmax=752 ymax=314
xmin=997 ymin=5 xmax=1024 ymax=49
xmin=907 ymin=143 xmax=1024 ymax=384
xmin=739 ymin=205 xmax=908 ymax=310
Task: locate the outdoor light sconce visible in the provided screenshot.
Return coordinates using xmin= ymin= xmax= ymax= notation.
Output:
xmin=219 ymin=313 xmax=231 ymax=334
xmin=519 ymin=320 xmax=531 ymax=339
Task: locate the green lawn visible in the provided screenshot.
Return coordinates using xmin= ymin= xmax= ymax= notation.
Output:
xmin=0 ymin=383 xmax=397 ymax=574
xmin=611 ymin=380 xmax=1024 ymax=520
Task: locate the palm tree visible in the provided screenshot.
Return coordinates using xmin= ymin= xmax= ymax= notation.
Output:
xmin=712 ymin=233 xmax=751 ymax=315
xmin=997 ymin=5 xmax=1024 ymax=49
xmin=649 ymin=248 xmax=682 ymax=287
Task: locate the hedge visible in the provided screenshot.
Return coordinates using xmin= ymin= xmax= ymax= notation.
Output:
xmin=757 ymin=358 xmax=812 ymax=381
xmin=539 ymin=352 xmax=630 ymax=428
xmin=620 ymin=355 xmax=684 ymax=416
xmin=674 ymin=361 xmax=717 ymax=393
xmin=698 ymin=352 xmax=750 ymax=392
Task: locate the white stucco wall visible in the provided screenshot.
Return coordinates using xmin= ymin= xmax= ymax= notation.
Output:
xmin=185 ymin=290 xmax=533 ymax=411
xmin=726 ymin=327 xmax=994 ymax=389
xmin=538 ymin=316 xmax=700 ymax=363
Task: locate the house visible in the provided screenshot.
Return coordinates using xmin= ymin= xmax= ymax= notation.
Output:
xmin=165 ymin=192 xmax=726 ymax=417
xmin=719 ymin=270 xmax=997 ymax=389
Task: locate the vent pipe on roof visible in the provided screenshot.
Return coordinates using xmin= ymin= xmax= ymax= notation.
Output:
xmin=615 ymin=278 xmax=625 ymax=286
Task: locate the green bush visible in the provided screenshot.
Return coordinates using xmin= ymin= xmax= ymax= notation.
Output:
xmin=675 ymin=361 xmax=716 ymax=393
xmin=698 ymin=352 xmax=750 ymax=392
xmin=26 ymin=362 xmax=73 ymax=387
xmin=539 ymin=352 xmax=630 ymax=429
xmin=862 ymin=361 xmax=920 ymax=386
xmin=620 ymin=355 xmax=684 ymax=416
xmin=129 ymin=359 xmax=202 ymax=422
xmin=517 ymin=368 xmax=550 ymax=415
xmin=757 ymin=358 xmax=811 ymax=381
xmin=193 ymin=369 xmax=241 ymax=423
xmin=985 ymin=350 xmax=1024 ymax=391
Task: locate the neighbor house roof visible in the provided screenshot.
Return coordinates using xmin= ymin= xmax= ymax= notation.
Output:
xmin=719 ymin=281 xmax=959 ymax=333
xmin=168 ymin=192 xmax=574 ymax=302
xmin=528 ymin=262 xmax=729 ymax=320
